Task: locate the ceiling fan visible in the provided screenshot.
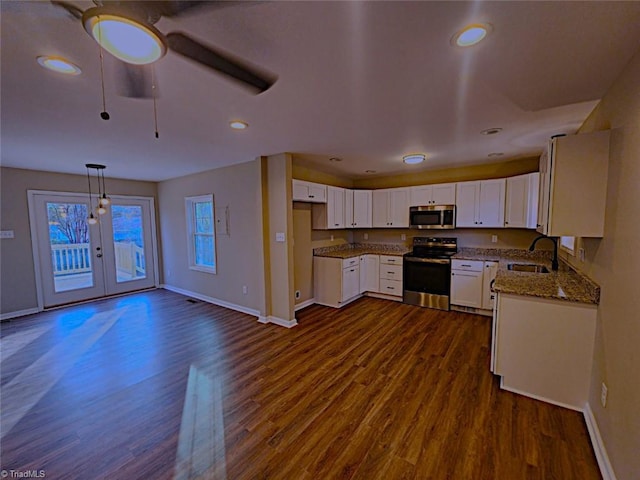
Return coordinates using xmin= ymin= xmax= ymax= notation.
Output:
xmin=51 ymin=0 xmax=276 ymax=98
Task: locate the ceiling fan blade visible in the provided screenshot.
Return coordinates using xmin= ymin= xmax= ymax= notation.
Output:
xmin=50 ymin=0 xmax=83 ymax=20
xmin=115 ymin=62 xmax=157 ymax=99
xmin=166 ymin=32 xmax=276 ymax=94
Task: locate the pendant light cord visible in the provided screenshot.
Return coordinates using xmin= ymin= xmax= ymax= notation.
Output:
xmin=152 ymin=65 xmax=159 ymax=138
xmin=97 ymin=19 xmax=109 ymax=120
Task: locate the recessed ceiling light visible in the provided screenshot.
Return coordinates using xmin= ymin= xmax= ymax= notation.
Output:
xmin=36 ymin=56 xmax=82 ymax=75
xmin=480 ymin=127 xmax=503 ymax=135
xmin=488 ymin=152 xmax=504 ymax=157
xmin=452 ymin=23 xmax=493 ymax=47
xmin=403 ymin=154 xmax=426 ymax=165
xmin=329 ymin=157 xmax=342 ymax=162
xmin=365 ymin=170 xmax=377 ymax=174
xmin=229 ymin=120 xmax=248 ymax=130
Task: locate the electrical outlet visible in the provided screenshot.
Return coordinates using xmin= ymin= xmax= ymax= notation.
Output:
xmin=330 ymin=235 xmax=334 ymax=241
xmin=601 ymin=382 xmax=608 ymax=407
xmin=579 ymin=248 xmax=586 ymax=262
xmin=242 ymin=285 xmax=248 ymax=295
xmin=364 ymin=233 xmax=368 ymax=240
xmin=401 ymin=234 xmax=406 ymax=241
xmin=295 ymin=290 xmax=301 ymax=299
xmin=491 ymin=235 xmax=498 ymax=243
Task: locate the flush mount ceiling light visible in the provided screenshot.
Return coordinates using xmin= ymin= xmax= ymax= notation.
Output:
xmin=36 ymin=56 xmax=82 ymax=75
xmin=480 ymin=127 xmax=503 ymax=135
xmin=329 ymin=157 xmax=342 ymax=162
xmin=488 ymin=152 xmax=504 ymax=157
xmin=229 ymin=120 xmax=248 ymax=130
xmin=83 ymin=7 xmax=167 ymax=65
xmin=365 ymin=170 xmax=377 ymax=174
xmin=403 ymin=154 xmax=426 ymax=165
xmin=451 ymin=23 xmax=493 ymax=47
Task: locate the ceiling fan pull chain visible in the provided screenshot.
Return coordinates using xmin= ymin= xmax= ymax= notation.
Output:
xmin=97 ymin=18 xmax=109 ymax=120
xmin=152 ymin=65 xmax=159 ymax=138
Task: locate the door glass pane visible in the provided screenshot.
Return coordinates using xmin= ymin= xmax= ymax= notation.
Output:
xmin=112 ymin=205 xmax=146 ymax=283
xmin=47 ymin=202 xmax=93 ymax=292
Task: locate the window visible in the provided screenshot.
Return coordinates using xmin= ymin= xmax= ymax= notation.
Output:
xmin=185 ymin=195 xmax=216 ymax=274
xmin=560 ymin=236 xmax=576 ymax=255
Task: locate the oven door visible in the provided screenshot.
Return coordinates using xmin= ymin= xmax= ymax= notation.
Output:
xmin=403 ymin=256 xmax=451 ymax=310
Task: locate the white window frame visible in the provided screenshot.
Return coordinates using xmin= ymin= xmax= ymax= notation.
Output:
xmin=185 ymin=194 xmax=217 ymax=274
xmin=560 ymin=236 xmax=576 ymax=256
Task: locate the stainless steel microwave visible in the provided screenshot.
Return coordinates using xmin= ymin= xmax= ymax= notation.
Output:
xmin=409 ymin=205 xmax=456 ymax=229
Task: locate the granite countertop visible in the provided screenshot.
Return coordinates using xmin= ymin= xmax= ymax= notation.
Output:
xmin=313 ymin=243 xmax=410 ymax=259
xmin=454 ymin=248 xmax=600 ymax=305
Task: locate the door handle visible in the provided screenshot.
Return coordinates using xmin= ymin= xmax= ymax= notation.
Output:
xmin=96 ymin=253 xmax=103 ymax=258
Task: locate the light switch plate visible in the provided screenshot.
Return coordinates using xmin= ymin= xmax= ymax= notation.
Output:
xmin=0 ymin=230 xmax=15 ymax=239
xmin=275 ymin=232 xmax=285 ymax=242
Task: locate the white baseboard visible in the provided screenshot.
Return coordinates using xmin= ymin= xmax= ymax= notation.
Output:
xmin=499 ymin=377 xmax=583 ymax=412
xmin=584 ymin=403 xmax=617 ymax=480
xmin=161 ymin=284 xmax=260 ymax=318
xmin=161 ymin=285 xmax=298 ymax=329
xmin=261 ymin=316 xmax=298 ymax=328
xmin=0 ymin=308 xmax=40 ymax=321
xmin=294 ymin=298 xmax=315 ymax=311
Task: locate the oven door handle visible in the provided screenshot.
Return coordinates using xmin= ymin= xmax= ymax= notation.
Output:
xmin=404 ymin=256 xmax=451 ymax=265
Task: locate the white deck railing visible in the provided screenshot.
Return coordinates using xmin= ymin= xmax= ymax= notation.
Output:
xmin=51 ymin=243 xmax=91 ymax=275
xmin=114 ymin=241 xmax=146 ymax=278
xmin=51 ymin=242 xmax=145 ymax=277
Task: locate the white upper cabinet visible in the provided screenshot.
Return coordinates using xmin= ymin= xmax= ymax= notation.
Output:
xmin=372 ymin=188 xmax=409 ymax=228
xmin=312 ymin=186 xmax=345 ymax=229
xmin=456 ymin=179 xmax=506 ymax=228
xmin=537 ymin=131 xmax=610 ymax=237
xmin=505 ymin=173 xmax=540 ymax=229
xmin=409 ymin=183 xmax=456 ymax=206
xmin=292 ymin=179 xmax=327 ymax=203
xmin=345 ymin=190 xmax=373 ymax=228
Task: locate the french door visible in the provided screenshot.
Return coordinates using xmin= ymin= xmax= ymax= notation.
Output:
xmin=29 ymin=191 xmax=158 ymax=308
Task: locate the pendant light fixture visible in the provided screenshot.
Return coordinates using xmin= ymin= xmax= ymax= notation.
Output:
xmin=85 ymin=164 xmax=110 ymax=224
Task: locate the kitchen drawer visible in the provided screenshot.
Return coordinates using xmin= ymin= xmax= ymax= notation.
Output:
xmin=452 ymin=259 xmax=483 ymax=272
xmin=380 ymin=254 xmax=403 ymax=266
xmin=380 ymin=264 xmax=402 ymax=280
xmin=380 ymin=279 xmax=402 ymax=296
xmin=342 ymin=257 xmax=360 ymax=268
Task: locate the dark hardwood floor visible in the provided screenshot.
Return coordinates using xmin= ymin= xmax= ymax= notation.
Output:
xmin=0 ymin=290 xmax=601 ymax=479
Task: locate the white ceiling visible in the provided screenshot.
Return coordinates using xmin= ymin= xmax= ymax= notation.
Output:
xmin=2 ymin=1 xmax=640 ymax=182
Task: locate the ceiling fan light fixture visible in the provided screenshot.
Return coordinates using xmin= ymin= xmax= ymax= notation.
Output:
xmin=36 ymin=56 xmax=82 ymax=75
xmin=83 ymin=9 xmax=167 ymax=65
xmin=403 ymin=154 xmax=426 ymax=165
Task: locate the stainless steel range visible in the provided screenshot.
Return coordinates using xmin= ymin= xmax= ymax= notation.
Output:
xmin=403 ymin=237 xmax=457 ymax=310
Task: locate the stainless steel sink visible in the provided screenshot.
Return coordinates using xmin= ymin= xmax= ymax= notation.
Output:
xmin=507 ymin=263 xmax=550 ymax=273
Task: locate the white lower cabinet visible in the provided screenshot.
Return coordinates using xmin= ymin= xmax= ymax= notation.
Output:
xmin=450 ymin=260 xmax=483 ymax=308
xmin=341 ymin=263 xmax=360 ymax=302
xmin=359 ymin=255 xmax=379 ymax=294
xmin=379 ymin=255 xmax=403 ymax=297
xmin=314 ymin=254 xmax=403 ymax=307
xmin=492 ymin=293 xmax=597 ymax=410
xmin=314 ymin=256 xmax=361 ymax=308
xmin=481 ymin=261 xmax=499 ymax=310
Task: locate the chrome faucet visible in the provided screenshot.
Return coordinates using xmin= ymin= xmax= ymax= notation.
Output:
xmin=529 ymin=235 xmax=559 ymax=271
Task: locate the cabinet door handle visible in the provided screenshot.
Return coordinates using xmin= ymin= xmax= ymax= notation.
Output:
xmin=309 ymin=195 xmax=315 ymax=198
xmin=461 ymin=264 xmax=472 ymax=267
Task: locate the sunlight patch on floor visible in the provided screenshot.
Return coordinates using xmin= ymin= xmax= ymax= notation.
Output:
xmin=0 ymin=307 xmax=128 ymax=440
xmin=173 ymin=364 xmax=227 ymax=480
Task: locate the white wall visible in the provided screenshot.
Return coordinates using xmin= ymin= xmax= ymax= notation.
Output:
xmin=157 ymin=159 xmax=266 ymax=316
xmin=564 ymin=48 xmax=640 ymax=480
